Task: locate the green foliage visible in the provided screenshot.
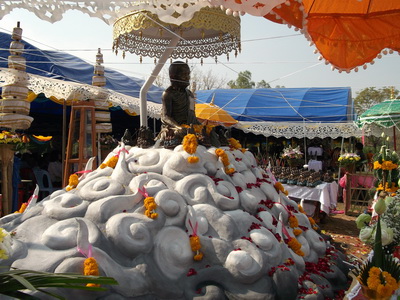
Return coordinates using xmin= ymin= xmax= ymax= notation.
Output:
xmin=354 ymin=86 xmax=399 ymax=115
xmin=256 ymin=80 xmax=271 ymax=88
xmin=228 ymin=71 xmax=255 ymax=89
xmin=0 ymin=268 xmax=118 ymax=299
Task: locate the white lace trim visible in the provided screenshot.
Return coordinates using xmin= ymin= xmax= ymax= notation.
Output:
xmin=0 ymin=0 xmax=210 ymax=25
xmin=235 ymin=121 xmax=365 ymax=139
xmin=0 ymin=0 xmax=285 ymax=26
xmin=0 ymin=68 xmax=162 ymax=118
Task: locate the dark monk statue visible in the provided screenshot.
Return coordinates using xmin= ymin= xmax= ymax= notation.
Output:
xmin=157 ymin=61 xmax=220 ymax=148
xmin=161 ymin=61 xmax=199 ymax=129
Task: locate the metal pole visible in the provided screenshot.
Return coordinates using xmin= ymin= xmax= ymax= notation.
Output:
xmin=62 ymin=99 xmax=66 ymax=185
xmin=139 ymin=35 xmax=181 ymax=127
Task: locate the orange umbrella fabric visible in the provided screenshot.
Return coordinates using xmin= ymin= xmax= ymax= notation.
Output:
xmin=264 ymin=0 xmax=400 ymax=71
xmin=195 ymin=102 xmax=238 ymax=127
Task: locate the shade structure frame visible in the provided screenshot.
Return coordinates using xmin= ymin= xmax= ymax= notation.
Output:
xmin=112 ymin=7 xmax=241 ymax=60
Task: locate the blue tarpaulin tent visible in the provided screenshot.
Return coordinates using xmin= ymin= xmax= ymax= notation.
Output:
xmin=0 ymin=31 xmax=163 ymax=106
xmin=196 ymin=87 xmax=354 ymax=123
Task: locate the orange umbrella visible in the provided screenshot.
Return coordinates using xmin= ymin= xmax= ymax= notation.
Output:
xmin=264 ymin=0 xmax=400 ymax=72
xmin=195 ymin=96 xmax=238 ymax=127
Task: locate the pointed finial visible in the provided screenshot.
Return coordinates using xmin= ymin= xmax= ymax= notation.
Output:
xmin=211 ymin=94 xmax=215 ymax=105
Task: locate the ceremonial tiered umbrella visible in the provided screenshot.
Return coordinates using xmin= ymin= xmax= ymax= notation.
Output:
xmin=264 ymin=0 xmax=400 ymax=72
xmin=357 ymin=99 xmax=400 ymax=150
xmin=112 ymin=5 xmax=241 ymax=127
xmin=195 ymin=97 xmax=238 ymax=127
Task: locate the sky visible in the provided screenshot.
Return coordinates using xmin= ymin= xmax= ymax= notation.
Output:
xmin=0 ymin=8 xmax=399 ymax=98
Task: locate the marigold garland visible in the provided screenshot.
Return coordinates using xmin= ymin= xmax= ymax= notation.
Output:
xmin=15 ymin=202 xmax=27 ymax=214
xmin=288 ymin=215 xmax=298 ymax=228
xmin=228 ymin=138 xmax=245 ymax=153
xmin=66 ymin=173 xmax=79 ymax=191
xmin=274 ymin=182 xmax=288 ymax=196
xmin=215 ymin=148 xmax=235 ymax=175
xmin=144 ymin=197 xmax=158 ymax=219
xmin=83 ymin=257 xmax=100 ymax=287
xmin=293 ymin=229 xmax=303 ymax=236
xmin=287 ymin=237 xmax=304 ymax=256
xmin=182 ymin=134 xmax=199 ymax=164
xmin=100 ymin=155 xmax=119 ymax=169
xmin=189 ymin=235 xmax=203 ymax=261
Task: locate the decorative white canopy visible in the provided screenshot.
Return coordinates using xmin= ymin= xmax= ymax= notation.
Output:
xmin=0 ymin=68 xmax=162 ymax=118
xmin=0 ymin=0 xmax=286 ymax=25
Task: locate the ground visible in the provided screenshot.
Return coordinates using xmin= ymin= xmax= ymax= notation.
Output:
xmin=318 ymin=203 xmax=371 ymax=264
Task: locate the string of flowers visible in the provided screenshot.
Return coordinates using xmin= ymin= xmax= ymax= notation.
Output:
xmin=274 ymin=182 xmax=288 ymax=196
xmin=100 ymin=148 xmax=129 ymax=169
xmin=100 ymin=155 xmax=119 ymax=169
xmin=66 ymin=173 xmax=79 ymax=192
xmin=228 ymin=138 xmax=245 ymax=153
xmin=78 ymin=244 xmax=100 ymax=287
xmin=298 ymin=204 xmax=318 ymax=231
xmin=138 ymin=186 xmax=158 ymax=219
xmin=280 ymin=220 xmax=304 ymax=256
xmin=84 ymin=257 xmax=100 ymax=287
xmin=215 ymin=148 xmax=235 ymax=175
xmin=188 ymin=219 xmax=203 ymax=261
xmin=182 ymin=134 xmax=199 ymax=164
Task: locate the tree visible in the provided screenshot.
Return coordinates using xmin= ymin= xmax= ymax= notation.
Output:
xmin=154 ymin=66 xmax=228 ymax=91
xmin=190 ymin=68 xmax=228 ymax=90
xmin=256 ymin=80 xmax=271 ymax=88
xmin=227 ymin=71 xmax=255 ymax=89
xmin=354 ymin=86 xmax=399 ymax=115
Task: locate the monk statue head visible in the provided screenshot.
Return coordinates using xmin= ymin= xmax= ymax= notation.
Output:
xmin=169 ymin=61 xmax=190 ymax=88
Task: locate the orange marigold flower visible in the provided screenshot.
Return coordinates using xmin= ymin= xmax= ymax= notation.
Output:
xmin=187 ymin=156 xmax=199 ymax=164
xmin=84 ymin=257 xmax=100 ymax=287
xmin=101 ymin=155 xmax=118 ymax=169
xmin=373 ymin=161 xmax=382 ymax=169
xmin=183 ymin=134 xmax=198 ymax=155
xmin=293 ymin=229 xmax=302 ymax=236
xmin=194 ymin=252 xmax=204 ymax=261
xmin=288 ymin=215 xmax=299 ymax=228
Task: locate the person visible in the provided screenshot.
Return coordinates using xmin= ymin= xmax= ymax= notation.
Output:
xmin=47 ymin=150 xmax=63 ymax=187
xmin=355 ymin=142 xmax=367 ymax=172
xmin=158 ymin=61 xmax=220 ymax=147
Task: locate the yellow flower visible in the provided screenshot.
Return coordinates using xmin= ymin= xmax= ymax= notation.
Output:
xmin=0 ymin=249 xmax=8 ymax=260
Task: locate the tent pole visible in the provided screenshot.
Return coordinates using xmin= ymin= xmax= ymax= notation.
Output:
xmin=139 ymin=35 xmax=181 ymax=128
xmin=393 ymin=126 xmax=397 ymax=151
xmin=62 ymin=99 xmax=66 ymax=185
